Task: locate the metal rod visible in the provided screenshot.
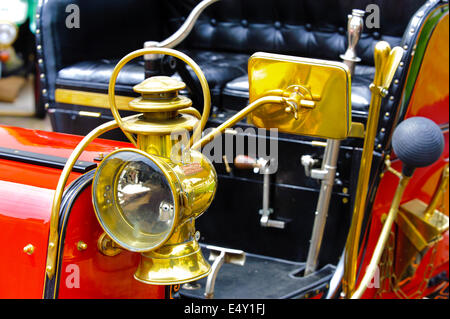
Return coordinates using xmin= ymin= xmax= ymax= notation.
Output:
xmin=155 ymin=0 xmax=220 ymax=49
xmin=424 ymin=163 xmax=449 ymax=219
xmin=304 ymin=139 xmax=340 ymax=275
xmin=204 ymin=251 xmax=225 ymax=299
xmin=304 ymin=9 xmax=364 ymax=276
xmin=351 ymin=175 xmax=411 ymax=299
xmin=262 ymin=168 xmax=270 ymax=213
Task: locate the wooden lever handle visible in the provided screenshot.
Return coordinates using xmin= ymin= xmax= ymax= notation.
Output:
xmin=234 ymin=155 xmax=258 ymax=169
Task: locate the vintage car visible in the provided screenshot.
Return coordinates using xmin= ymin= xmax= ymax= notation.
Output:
xmin=0 ymin=0 xmax=448 ymax=300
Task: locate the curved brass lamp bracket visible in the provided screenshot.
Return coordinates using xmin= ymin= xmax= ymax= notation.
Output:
xmin=107 ymin=48 xmax=211 ymax=147
xmin=45 ymin=119 xmax=124 ymax=279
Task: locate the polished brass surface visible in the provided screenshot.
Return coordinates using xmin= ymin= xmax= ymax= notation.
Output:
xmin=76 ymin=241 xmax=87 ymax=251
xmin=129 ymin=77 xmax=192 ymax=113
xmin=23 ymin=244 xmax=35 ymax=256
xmin=349 ymin=122 xmax=365 ymax=139
xmin=343 ymin=42 xmax=404 ymax=297
xmin=102 ymin=48 xmax=220 ymax=285
xmin=78 ymin=110 xmax=101 ymax=118
xmin=135 ymin=221 xmax=211 ymax=285
xmin=351 ymin=174 xmax=411 ymax=299
xmin=121 ymin=113 xmax=199 ymax=136
xmin=55 ymin=88 xmax=134 ymax=111
xmin=92 ymin=146 xmax=217 ymax=283
xmin=424 ymin=163 xmax=449 ymax=219
xmin=191 ymin=95 xmax=285 ymax=150
xmin=93 ymin=148 xmax=182 ymax=253
xmin=97 ymin=233 xmax=123 ymax=257
xmin=108 ymin=48 xmax=211 ymax=147
xmin=247 ymin=52 xmax=351 ymax=139
xmin=395 ymin=196 xmax=449 ymax=281
xmin=46 ymin=119 xmax=122 ymax=279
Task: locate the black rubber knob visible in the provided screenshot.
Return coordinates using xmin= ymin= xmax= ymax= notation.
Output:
xmin=392 ymin=117 xmax=444 ymax=177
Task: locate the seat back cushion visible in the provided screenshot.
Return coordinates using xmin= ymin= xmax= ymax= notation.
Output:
xmin=168 ymin=0 xmax=425 ymax=66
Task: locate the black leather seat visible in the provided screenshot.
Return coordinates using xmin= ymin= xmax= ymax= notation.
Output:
xmin=56 ymin=50 xmax=249 ymax=103
xmin=38 ymin=0 xmax=425 ymax=127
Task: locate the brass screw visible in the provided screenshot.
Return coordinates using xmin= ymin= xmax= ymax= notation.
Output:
xmin=77 ymin=241 xmax=88 ymax=251
xmin=23 ymin=244 xmax=35 ymax=255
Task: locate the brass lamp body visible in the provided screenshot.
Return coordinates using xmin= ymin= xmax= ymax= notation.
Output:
xmin=117 ymin=76 xmax=217 ymax=285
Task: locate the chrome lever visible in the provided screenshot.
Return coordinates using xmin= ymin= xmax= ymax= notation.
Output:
xmin=234 ymin=155 xmax=285 ymax=229
xmin=204 ymin=245 xmax=246 ymax=299
xmin=259 ymin=159 xmax=286 ymax=229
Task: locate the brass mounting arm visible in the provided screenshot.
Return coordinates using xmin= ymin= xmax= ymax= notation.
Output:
xmin=190 ymin=95 xmax=286 ymax=150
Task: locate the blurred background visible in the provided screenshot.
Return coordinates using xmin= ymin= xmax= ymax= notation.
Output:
xmin=0 ymin=0 xmax=50 ymax=130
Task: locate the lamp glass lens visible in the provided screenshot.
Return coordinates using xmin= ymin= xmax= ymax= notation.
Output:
xmin=93 ymin=150 xmax=177 ymax=252
xmin=117 ymin=160 xmax=175 ymax=236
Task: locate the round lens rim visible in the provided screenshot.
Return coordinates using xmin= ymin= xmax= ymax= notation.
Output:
xmin=92 ymin=148 xmax=181 ymax=252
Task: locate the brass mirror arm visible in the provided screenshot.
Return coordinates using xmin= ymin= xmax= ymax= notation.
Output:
xmin=45 ymin=119 xmax=123 ymax=279
xmin=191 ymin=95 xmax=286 ymax=150
xmin=152 ymin=0 xmax=221 ymax=49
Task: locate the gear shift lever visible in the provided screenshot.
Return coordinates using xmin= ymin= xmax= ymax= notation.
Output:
xmin=340 ymin=9 xmax=366 ymax=75
xmin=351 ymin=117 xmax=444 ymax=299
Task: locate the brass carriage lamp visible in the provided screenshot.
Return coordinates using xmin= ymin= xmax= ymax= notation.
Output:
xmin=91 ymin=49 xmax=218 ymax=285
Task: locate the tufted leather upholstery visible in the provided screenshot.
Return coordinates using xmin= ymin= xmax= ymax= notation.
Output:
xmin=38 ymin=0 xmax=425 ymax=118
xmin=56 ymin=50 xmax=250 ymax=106
xmin=176 ymin=0 xmax=419 ymax=64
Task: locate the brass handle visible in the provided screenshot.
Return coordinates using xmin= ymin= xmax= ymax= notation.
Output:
xmin=343 ymin=41 xmax=404 ymax=297
xmin=234 ymin=155 xmax=259 ymax=170
xmin=108 ymin=48 xmax=211 ymax=146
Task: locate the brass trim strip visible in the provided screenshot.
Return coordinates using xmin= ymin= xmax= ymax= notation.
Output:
xmin=78 ymin=111 xmax=102 ymax=118
xmin=55 ymin=88 xmax=134 ymax=111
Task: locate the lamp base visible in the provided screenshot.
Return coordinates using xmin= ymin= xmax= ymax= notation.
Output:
xmin=134 ymin=239 xmax=211 ymax=285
